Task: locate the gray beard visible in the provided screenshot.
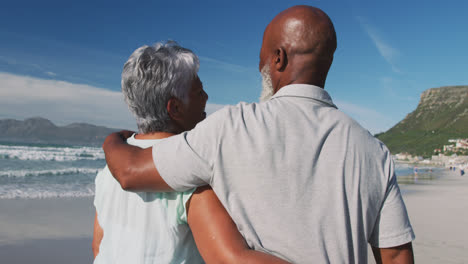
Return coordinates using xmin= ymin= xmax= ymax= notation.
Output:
xmin=259 ymin=65 xmax=274 ymax=102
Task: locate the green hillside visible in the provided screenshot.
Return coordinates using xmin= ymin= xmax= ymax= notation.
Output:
xmin=376 ymin=86 xmax=468 ymax=157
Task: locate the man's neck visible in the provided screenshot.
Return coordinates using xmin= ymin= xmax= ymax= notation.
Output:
xmin=134 ymin=131 xmax=176 ymax=140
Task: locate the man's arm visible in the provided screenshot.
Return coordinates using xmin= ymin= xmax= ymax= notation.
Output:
xmin=102 ymin=131 xmax=172 ymax=191
xmin=92 ymin=212 xmax=104 ymax=259
xmin=372 ymin=243 xmax=414 ymax=264
xmin=187 ymin=186 xmax=291 ymax=264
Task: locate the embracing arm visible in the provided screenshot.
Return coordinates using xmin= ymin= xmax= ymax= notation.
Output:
xmin=102 ymin=131 xmax=172 ymax=191
xmin=187 ymin=186 xmax=291 ymax=264
xmin=372 ymin=243 xmax=414 ymax=264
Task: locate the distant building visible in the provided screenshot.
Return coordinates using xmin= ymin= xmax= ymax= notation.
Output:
xmin=395 ymin=153 xmax=412 ymax=161
xmin=441 ymin=138 xmax=468 ymax=153
xmin=455 ymin=139 xmax=468 ymax=149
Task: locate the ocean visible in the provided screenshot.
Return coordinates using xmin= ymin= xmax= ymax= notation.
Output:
xmin=0 ymin=142 xmax=443 ymax=199
xmin=0 ymin=143 xmax=104 ymax=199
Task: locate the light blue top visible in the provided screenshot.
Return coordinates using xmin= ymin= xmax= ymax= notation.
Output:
xmin=94 ymin=134 xmax=203 ymax=264
xmin=152 ymin=84 xmax=415 ymax=263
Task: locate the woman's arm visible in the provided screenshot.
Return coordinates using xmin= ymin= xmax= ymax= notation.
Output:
xmin=92 ymin=212 xmax=104 ymax=259
xmin=187 ymin=186 xmax=291 ymax=264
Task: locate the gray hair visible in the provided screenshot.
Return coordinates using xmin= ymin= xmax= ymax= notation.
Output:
xmin=121 ymin=41 xmax=199 ymax=133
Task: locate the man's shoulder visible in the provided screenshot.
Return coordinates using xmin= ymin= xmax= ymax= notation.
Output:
xmin=213 ymin=101 xmax=259 ymax=113
xmin=330 ymin=108 xmax=372 ymax=136
xmin=328 ymin=109 xmax=391 ymax=155
xmin=204 ymin=101 xmax=262 ymax=122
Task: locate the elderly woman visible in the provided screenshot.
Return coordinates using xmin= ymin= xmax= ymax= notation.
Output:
xmin=92 ymin=42 xmax=289 ymax=264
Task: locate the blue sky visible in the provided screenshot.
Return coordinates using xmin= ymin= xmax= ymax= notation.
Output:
xmin=0 ymin=0 xmax=467 ymax=133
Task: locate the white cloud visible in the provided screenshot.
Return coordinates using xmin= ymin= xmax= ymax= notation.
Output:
xmin=0 ymin=72 xmax=225 ymax=130
xmin=0 ymin=72 xmax=395 ymax=134
xmin=0 ymin=72 xmax=135 ymax=129
xmin=45 ymin=71 xmax=57 ymax=77
xmin=334 ymin=99 xmax=396 ymax=134
xmin=356 ymin=17 xmax=401 ymax=73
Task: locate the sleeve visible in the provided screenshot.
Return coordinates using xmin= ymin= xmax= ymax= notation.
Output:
xmin=368 ymin=165 xmax=416 ymax=248
xmin=176 ymin=188 xmax=197 ymax=224
xmin=152 ymin=109 xmax=226 ymax=192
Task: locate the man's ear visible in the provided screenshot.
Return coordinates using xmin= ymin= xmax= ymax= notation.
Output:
xmin=167 ymin=98 xmax=183 ymax=121
xmin=274 ymin=47 xmax=287 ymax=71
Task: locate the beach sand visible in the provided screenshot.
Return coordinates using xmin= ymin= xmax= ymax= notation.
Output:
xmin=368 ymin=169 xmax=468 ymax=263
xmin=0 ymin=197 xmax=94 ymax=263
xmin=0 ymin=171 xmax=467 ymax=264
xmin=397 ymin=170 xmax=468 ymax=263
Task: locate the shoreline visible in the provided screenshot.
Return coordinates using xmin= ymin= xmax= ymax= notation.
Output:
xmin=395 ymin=156 xmax=468 ymax=170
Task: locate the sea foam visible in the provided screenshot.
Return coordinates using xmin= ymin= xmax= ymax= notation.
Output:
xmin=0 ymin=167 xmax=101 ymax=178
xmin=0 ymin=144 xmax=104 ymax=161
xmin=0 ymin=184 xmax=95 ymax=199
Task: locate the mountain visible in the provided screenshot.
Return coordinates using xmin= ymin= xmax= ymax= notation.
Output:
xmin=0 ymin=117 xmax=121 ymax=146
xmin=376 ymin=86 xmax=468 ymax=156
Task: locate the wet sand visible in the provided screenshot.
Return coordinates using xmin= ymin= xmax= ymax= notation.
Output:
xmin=0 ymin=237 xmax=92 ymax=264
xmin=397 ymin=170 xmax=468 ymax=263
xmin=0 ymin=197 xmax=94 ymax=263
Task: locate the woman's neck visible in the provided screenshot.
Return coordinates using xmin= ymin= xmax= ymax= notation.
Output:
xmin=134 ymin=131 xmax=176 ymax=140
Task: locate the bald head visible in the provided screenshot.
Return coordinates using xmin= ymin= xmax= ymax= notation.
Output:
xmin=259 ymin=6 xmax=337 ymax=91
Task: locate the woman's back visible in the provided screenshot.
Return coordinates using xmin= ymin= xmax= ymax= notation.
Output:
xmin=94 ymin=134 xmax=203 ymax=264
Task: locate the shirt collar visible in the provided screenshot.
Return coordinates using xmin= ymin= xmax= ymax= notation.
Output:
xmin=271 ymin=84 xmax=337 ymax=108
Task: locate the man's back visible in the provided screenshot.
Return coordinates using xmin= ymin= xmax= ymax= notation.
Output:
xmin=154 ymin=85 xmax=414 ymax=263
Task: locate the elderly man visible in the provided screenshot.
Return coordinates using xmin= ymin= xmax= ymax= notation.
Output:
xmin=103 ymin=6 xmax=415 ymax=263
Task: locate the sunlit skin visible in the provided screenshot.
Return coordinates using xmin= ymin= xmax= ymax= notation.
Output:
xmin=259 ymin=5 xmax=336 ymax=92
xmin=103 ymin=5 xmax=414 ymax=263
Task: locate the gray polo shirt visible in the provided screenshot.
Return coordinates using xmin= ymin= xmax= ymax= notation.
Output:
xmin=153 ymin=84 xmax=415 ymax=263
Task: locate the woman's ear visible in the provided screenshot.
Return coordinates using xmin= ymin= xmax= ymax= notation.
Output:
xmin=167 ymin=98 xmax=183 ymax=121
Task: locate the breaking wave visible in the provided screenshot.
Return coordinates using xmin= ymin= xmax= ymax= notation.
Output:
xmin=0 ymin=183 xmax=95 ymax=199
xmin=0 ymin=144 xmax=104 ymax=161
xmin=0 ymin=167 xmax=101 ymax=178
